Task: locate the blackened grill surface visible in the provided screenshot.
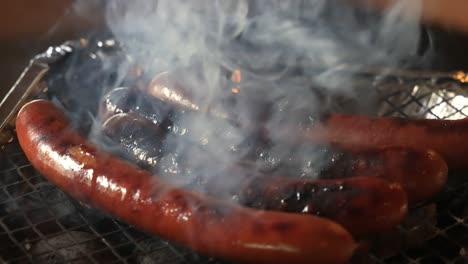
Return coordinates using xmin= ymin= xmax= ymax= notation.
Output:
xmin=2 ymin=39 xmax=468 ymax=263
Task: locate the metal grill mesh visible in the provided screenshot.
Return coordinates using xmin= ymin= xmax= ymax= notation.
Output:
xmin=0 ymin=140 xmax=221 ymax=264
xmin=350 ymin=77 xmax=468 ymax=264
xmin=2 ymin=42 xmax=468 ymax=263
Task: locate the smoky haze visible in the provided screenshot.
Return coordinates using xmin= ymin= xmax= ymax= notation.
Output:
xmin=96 ymin=0 xmax=424 ymax=196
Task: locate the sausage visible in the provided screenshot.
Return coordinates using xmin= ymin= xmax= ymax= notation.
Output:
xmin=237 ymin=176 xmax=408 ymax=236
xmin=145 ymin=76 xmax=449 ymax=201
xmin=100 ymin=112 xmax=446 ymax=203
xmin=302 ymin=113 xmax=466 ymax=170
xmin=16 ymin=99 xmax=357 ymax=264
xmin=146 ymin=71 xmax=234 ymax=121
xmin=100 ymin=74 xmax=231 ymax=129
xmin=99 ymin=112 xmax=205 ymax=187
xmin=99 ymin=113 xmax=408 ymax=235
xmin=321 ymin=146 xmax=447 ymax=203
xmin=99 ymin=86 xmax=198 ymax=137
xmin=99 ymin=86 xmax=173 ymax=130
xmin=100 ymin=112 xmax=166 ymax=169
xmin=100 ymin=111 xmax=239 ymax=169
xmin=146 ymin=71 xmax=201 ymax=113
xmin=143 ymin=72 xmax=457 ymax=173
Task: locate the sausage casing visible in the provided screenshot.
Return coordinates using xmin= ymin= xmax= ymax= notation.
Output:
xmin=16 ymin=99 xmax=357 ymax=264
xmin=305 ymin=113 xmax=467 ymax=170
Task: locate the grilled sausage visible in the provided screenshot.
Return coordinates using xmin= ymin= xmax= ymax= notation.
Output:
xmin=16 ymin=99 xmax=357 ymax=264
xmin=146 ymin=71 xmax=233 ymax=121
xmin=238 ymin=176 xmax=408 ymax=236
xmin=321 ymin=146 xmax=447 ymax=203
xmin=302 ymin=113 xmax=466 ymax=170
xmin=99 ymin=86 xmax=173 ymax=129
xmin=100 ymin=112 xmax=446 ymax=203
xmin=98 ymin=79 xmax=221 ymax=130
xmin=100 ymin=112 xmax=166 ymax=169
xmin=143 ymin=72 xmax=458 ymax=173
xmin=99 ymin=86 xmax=195 ymax=136
xmin=99 ymin=113 xmax=408 ymax=235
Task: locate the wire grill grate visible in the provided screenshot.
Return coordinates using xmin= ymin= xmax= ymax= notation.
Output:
xmin=2 ymin=41 xmax=468 ymax=263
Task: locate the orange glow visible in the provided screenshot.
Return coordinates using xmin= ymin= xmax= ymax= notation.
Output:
xmin=79 ymin=38 xmax=89 ymax=47
xmin=453 ymin=71 xmax=468 ymax=83
xmin=135 ymin=67 xmax=143 ymax=77
xmin=231 ymin=69 xmax=241 ymax=83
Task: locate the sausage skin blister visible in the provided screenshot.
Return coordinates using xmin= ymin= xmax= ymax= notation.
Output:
xmin=16 ymin=99 xmax=357 ymax=264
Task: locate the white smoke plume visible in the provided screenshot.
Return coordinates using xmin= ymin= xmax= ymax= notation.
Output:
xmin=100 ymin=0 xmax=424 ymax=192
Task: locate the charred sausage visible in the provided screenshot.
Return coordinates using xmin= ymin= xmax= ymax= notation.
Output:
xmin=321 ymin=146 xmax=447 ymax=203
xmin=144 ymin=72 xmax=459 ymax=172
xmin=100 ymin=113 xmax=408 ymax=235
xmin=98 ymin=86 xmax=173 ymax=128
xmin=100 ymin=112 xmax=166 ymax=169
xmin=99 ymin=86 xmax=199 ymax=137
xmin=16 ymin=99 xmax=357 ymax=264
xmin=237 ymin=176 xmax=408 ymax=236
xmin=100 ymin=112 xmax=208 ymax=188
xmin=303 ymin=113 xmax=467 ymax=170
xmin=146 ymin=71 xmax=233 ymax=121
xmin=100 ymin=112 xmax=446 ymax=203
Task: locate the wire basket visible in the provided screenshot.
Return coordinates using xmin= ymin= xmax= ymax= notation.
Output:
xmin=2 ymin=38 xmax=468 ymax=264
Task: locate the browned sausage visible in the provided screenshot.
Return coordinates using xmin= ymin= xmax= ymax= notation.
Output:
xmin=100 ymin=113 xmax=408 ymax=235
xmin=218 ymin=175 xmax=408 ymax=236
xmin=100 ymin=112 xmax=166 ymax=169
xmin=100 ymin=112 xmax=446 ymax=204
xmin=302 ymin=113 xmax=465 ymax=170
xmin=144 ymin=72 xmax=456 ymax=174
xmin=98 ymin=86 xmax=200 ymax=137
xmin=145 ymin=71 xmax=237 ymax=122
xmin=321 ymin=146 xmax=447 ymax=203
xmin=98 ymin=86 xmax=173 ymax=126
xmin=146 ymin=71 xmax=200 ymax=112
xmin=16 ymin=99 xmax=357 ymax=264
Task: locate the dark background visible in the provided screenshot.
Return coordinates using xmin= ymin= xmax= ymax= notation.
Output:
xmin=0 ymin=1 xmax=105 ymax=97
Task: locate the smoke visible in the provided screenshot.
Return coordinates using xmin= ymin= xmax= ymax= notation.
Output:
xmin=100 ymin=0 xmax=424 ymax=192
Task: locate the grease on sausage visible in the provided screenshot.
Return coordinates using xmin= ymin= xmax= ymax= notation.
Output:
xmin=16 ymin=99 xmax=357 ymax=264
xmin=304 ymin=113 xmax=466 ymax=170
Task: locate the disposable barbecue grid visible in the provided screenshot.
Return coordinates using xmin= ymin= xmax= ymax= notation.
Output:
xmin=2 ymin=40 xmax=468 ymax=264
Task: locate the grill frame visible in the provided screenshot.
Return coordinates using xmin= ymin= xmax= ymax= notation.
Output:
xmin=2 ymin=39 xmax=468 ymax=264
